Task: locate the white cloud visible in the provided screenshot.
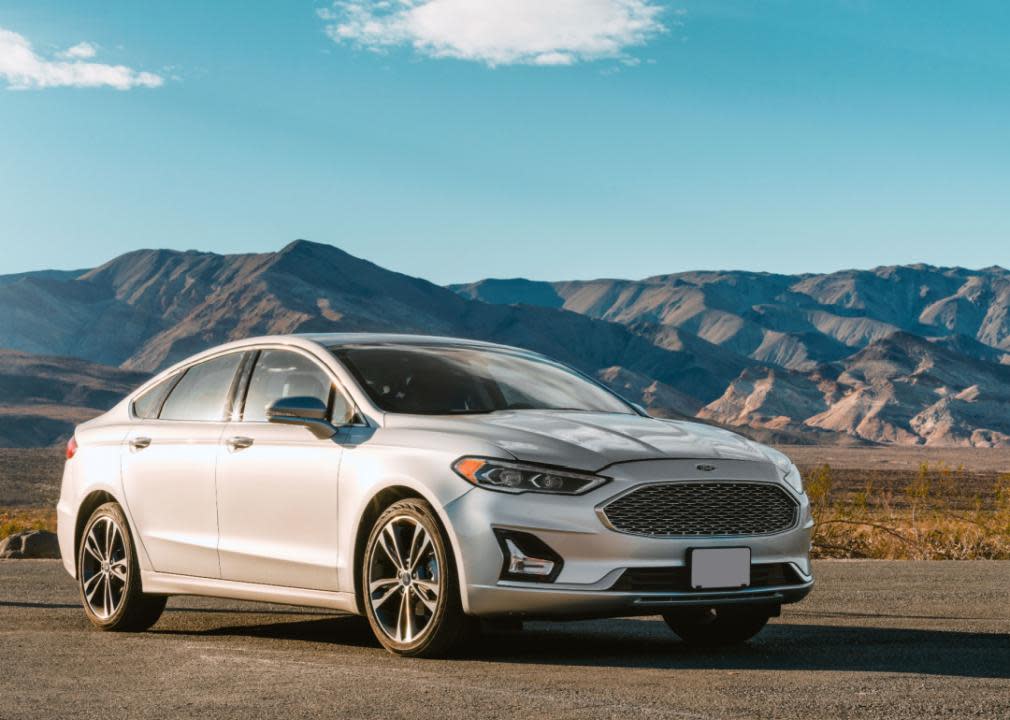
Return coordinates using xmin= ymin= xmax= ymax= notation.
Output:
xmin=59 ymin=42 xmax=98 ymax=60
xmin=0 ymin=28 xmax=162 ymax=90
xmin=319 ymin=0 xmax=667 ymax=67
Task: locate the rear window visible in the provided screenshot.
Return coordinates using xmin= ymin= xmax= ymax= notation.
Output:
xmin=159 ymin=353 xmax=244 ymax=422
xmin=131 ymin=373 xmax=179 ymax=419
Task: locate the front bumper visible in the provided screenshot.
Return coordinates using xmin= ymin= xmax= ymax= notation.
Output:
xmin=444 ymin=458 xmax=814 ymax=618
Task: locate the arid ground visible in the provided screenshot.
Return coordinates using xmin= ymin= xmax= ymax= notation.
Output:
xmin=3 ymin=446 xmax=1010 ymax=558
xmin=3 ymin=449 xmax=1009 ymax=718
xmin=2 ymin=559 xmax=1009 ymax=720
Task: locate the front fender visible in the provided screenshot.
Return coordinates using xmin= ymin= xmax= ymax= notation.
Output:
xmin=337 ymin=444 xmax=485 ymax=613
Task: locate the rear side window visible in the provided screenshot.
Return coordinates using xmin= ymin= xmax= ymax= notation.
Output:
xmin=242 ymin=349 xmax=341 ymax=422
xmin=131 ymin=373 xmax=179 ymax=419
xmin=159 ymin=353 xmax=243 ymax=422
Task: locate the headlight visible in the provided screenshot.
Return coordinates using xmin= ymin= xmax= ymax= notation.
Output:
xmin=452 ymin=457 xmax=608 ymax=495
xmin=761 ymin=447 xmax=803 ymax=494
xmin=780 ymin=463 xmax=803 ymax=494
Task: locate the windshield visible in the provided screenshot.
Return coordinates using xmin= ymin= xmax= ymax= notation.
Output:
xmin=331 ymin=344 xmax=635 ymax=416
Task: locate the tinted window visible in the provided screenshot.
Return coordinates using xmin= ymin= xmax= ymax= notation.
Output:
xmin=132 ymin=373 xmax=179 ymax=419
xmin=159 ymin=353 xmax=243 ymax=422
xmin=333 ymin=345 xmax=633 ymax=416
xmin=242 ymin=349 xmax=343 ymax=422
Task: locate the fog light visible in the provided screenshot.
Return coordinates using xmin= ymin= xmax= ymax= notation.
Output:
xmin=505 ymin=538 xmax=555 ymax=577
xmin=493 ymin=529 xmax=564 ymax=583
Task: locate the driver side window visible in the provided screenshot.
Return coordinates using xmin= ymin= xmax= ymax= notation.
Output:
xmin=242 ymin=349 xmax=349 ymax=423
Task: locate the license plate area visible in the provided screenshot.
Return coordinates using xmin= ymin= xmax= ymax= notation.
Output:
xmin=689 ymin=547 xmax=751 ymax=589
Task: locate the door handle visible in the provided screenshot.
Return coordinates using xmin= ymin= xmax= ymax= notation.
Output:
xmin=129 ymin=436 xmax=151 ymax=451
xmin=226 ymin=435 xmax=255 ymax=451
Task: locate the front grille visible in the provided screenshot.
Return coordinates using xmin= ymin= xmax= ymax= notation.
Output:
xmin=611 ymin=563 xmax=803 ymax=593
xmin=600 ymin=482 xmax=798 ymax=537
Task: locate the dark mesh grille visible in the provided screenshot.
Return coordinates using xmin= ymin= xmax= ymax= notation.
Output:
xmin=601 ymin=482 xmax=798 ymax=537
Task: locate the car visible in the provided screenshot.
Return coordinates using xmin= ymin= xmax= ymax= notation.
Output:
xmin=57 ymin=333 xmax=814 ymax=656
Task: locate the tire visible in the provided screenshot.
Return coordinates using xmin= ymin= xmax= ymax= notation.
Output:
xmin=77 ymin=502 xmax=166 ymax=632
xmin=361 ymin=498 xmax=477 ymax=657
xmin=663 ymin=606 xmax=772 ymax=646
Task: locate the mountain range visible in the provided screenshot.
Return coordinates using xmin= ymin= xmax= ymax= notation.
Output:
xmin=1 ymin=240 xmax=1009 ymax=447
xmin=0 ymin=349 xmax=148 ymax=447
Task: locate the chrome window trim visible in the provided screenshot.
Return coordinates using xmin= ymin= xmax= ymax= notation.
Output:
xmin=126 ymin=345 xmax=369 ymax=428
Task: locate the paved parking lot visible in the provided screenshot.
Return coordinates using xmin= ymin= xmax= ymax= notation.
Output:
xmin=2 ymin=560 xmax=1009 ymax=719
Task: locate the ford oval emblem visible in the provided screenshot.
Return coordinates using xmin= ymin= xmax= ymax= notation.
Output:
xmin=696 ymin=464 xmax=717 ymax=472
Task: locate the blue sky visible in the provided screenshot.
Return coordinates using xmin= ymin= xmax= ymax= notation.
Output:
xmin=1 ymin=1 xmax=1008 ymax=284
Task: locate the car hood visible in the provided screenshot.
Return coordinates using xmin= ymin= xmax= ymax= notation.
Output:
xmin=382 ymin=410 xmax=774 ymax=471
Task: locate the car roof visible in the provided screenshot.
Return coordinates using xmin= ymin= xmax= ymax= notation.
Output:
xmin=130 ymin=333 xmax=538 ymax=400
xmin=295 ymin=332 xmax=524 ymax=352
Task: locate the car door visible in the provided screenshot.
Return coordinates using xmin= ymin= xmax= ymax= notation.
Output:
xmin=215 ymin=347 xmax=349 ymax=591
xmin=121 ymin=351 xmax=245 ymax=578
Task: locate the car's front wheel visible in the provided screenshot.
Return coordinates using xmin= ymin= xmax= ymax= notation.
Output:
xmin=663 ymin=606 xmax=772 ymax=646
xmin=78 ymin=502 xmax=166 ymax=631
xmin=362 ymin=498 xmax=475 ymax=657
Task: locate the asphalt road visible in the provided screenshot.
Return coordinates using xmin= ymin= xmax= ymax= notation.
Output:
xmin=2 ymin=560 xmax=1009 ymax=720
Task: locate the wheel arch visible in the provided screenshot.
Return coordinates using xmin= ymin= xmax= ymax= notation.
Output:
xmin=350 ymin=483 xmax=469 ymax=616
xmin=73 ymin=489 xmax=120 ymax=568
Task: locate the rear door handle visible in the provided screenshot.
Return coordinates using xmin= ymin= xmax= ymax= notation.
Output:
xmin=129 ymin=436 xmax=151 ymax=451
xmin=226 ymin=435 xmax=254 ymax=451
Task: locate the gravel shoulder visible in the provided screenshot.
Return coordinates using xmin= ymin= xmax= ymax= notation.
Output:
xmin=1 ymin=560 xmax=1009 ymax=719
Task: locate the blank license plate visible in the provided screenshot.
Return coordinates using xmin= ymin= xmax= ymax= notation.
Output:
xmin=690 ymin=547 xmax=751 ymax=589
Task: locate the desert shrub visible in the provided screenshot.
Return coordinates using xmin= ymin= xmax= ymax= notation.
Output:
xmin=811 ymin=462 xmax=1010 ymax=560
xmin=805 ymin=464 xmax=833 ymax=508
xmin=0 ymin=508 xmax=56 ymax=540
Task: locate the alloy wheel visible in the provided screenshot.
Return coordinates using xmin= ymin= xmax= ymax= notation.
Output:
xmin=80 ymin=516 xmax=128 ymax=620
xmin=367 ymin=515 xmax=441 ymax=644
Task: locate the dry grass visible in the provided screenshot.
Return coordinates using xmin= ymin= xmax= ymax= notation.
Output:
xmin=805 ymin=462 xmax=1010 ymax=559
xmin=0 ymin=507 xmax=56 ymax=540
xmin=2 ymin=447 xmax=1009 ymax=558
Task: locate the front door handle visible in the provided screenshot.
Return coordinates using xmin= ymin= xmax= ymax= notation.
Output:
xmin=226 ymin=435 xmax=255 ymax=451
xmin=129 ymin=436 xmax=151 ymax=451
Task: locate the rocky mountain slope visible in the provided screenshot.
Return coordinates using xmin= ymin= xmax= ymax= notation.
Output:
xmin=0 ymin=242 xmax=720 ymax=389
xmin=453 ymin=265 xmax=1010 ymax=370
xmin=2 ymin=242 xmax=1009 ymax=447
xmin=0 ymin=241 xmax=745 ymax=447
xmin=455 ymin=265 xmax=1010 ymax=446
xmin=700 ymin=333 xmax=1010 ymax=447
xmin=0 ymin=350 xmax=148 ymax=447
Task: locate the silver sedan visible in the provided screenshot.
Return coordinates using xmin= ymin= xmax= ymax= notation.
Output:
xmin=57 ymin=333 xmax=813 ymax=656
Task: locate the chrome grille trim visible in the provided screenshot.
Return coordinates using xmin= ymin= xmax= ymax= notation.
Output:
xmin=596 ymin=481 xmax=800 ymax=538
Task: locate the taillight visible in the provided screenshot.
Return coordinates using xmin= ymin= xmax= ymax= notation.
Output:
xmin=66 ymin=436 xmax=78 ymax=460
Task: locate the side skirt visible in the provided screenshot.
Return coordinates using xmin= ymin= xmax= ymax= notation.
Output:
xmin=141 ymin=570 xmax=359 ymax=614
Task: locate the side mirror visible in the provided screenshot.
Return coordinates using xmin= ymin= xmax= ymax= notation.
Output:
xmin=266 ymin=396 xmax=337 ymax=439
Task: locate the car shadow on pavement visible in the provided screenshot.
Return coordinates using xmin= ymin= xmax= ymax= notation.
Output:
xmin=146 ymin=612 xmax=1010 ymax=679
xmin=486 ymin=618 xmax=1010 ymax=680
xmin=0 ymin=599 xmax=334 ymax=617
xmin=151 ymin=613 xmax=381 ymax=648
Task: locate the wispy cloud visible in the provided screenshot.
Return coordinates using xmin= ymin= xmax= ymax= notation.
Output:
xmin=0 ymin=28 xmax=162 ymax=90
xmin=58 ymin=42 xmax=98 ymax=60
xmin=317 ymin=0 xmax=667 ymax=67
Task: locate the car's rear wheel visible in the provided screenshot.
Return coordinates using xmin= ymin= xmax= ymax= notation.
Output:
xmin=78 ymin=502 xmax=166 ymax=631
xmin=663 ymin=606 xmax=772 ymax=646
xmin=362 ymin=498 xmax=476 ymax=657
